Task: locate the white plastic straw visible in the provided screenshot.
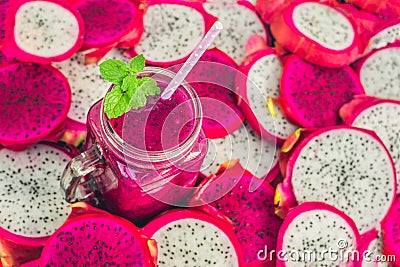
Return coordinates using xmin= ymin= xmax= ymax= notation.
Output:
xmin=161 ymin=21 xmax=223 ymax=100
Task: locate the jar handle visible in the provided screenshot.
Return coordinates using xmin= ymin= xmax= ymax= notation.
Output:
xmin=61 ymin=143 xmax=104 ymax=203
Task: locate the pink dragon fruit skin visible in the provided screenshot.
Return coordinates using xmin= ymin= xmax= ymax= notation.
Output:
xmin=2 ymin=0 xmax=85 ymax=64
xmin=237 ymin=46 xmax=298 ymax=145
xmin=0 ymin=143 xmax=78 ymax=266
xmin=270 ymin=0 xmax=361 ymax=68
xmin=191 ymin=161 xmax=282 ymax=266
xmin=0 ymin=63 xmax=72 ymax=151
xmin=279 ymin=54 xmax=365 ymax=128
xmin=40 ymin=202 xmax=157 ymax=267
xmin=126 ymin=0 xmax=217 ymax=66
xmin=255 ymin=0 xmax=288 ymax=24
xmin=142 ymin=209 xmax=245 ymax=266
xmin=381 ymin=197 xmax=400 ymax=267
xmin=275 ymin=126 xmax=397 ymax=235
xmin=277 ymin=202 xmax=361 ymax=267
xmin=348 ymin=0 xmax=400 ymax=16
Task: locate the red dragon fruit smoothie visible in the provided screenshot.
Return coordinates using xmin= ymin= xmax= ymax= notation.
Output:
xmin=84 ymin=69 xmax=207 ymax=224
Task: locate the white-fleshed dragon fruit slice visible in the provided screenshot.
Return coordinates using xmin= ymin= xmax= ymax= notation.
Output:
xmin=277 ymin=202 xmax=361 ymax=267
xmin=191 ymin=161 xmax=282 ymax=266
xmin=276 ymin=126 xmax=396 ymax=234
xmin=270 ymin=1 xmax=361 ymax=67
xmin=54 ymin=49 xmax=130 ymax=146
xmin=237 ymin=46 xmax=298 ymax=144
xmin=142 ymin=209 xmax=244 ymax=266
xmin=2 ymin=0 xmax=84 ymax=64
xmin=381 ymin=196 xmax=400 ymax=267
xmin=201 ymin=121 xmax=279 ymax=183
xmin=358 ymin=230 xmax=391 ymax=267
xmin=363 ymin=19 xmax=400 ymax=54
xmin=0 ymin=143 xmax=74 ymax=266
xmin=355 ymin=43 xmax=400 ymax=100
xmin=54 ymin=49 xmax=129 ymax=125
xmin=202 ymin=0 xmax=270 ymax=64
xmin=127 ymin=0 xmax=217 ymax=66
xmin=340 ymin=96 xmax=400 ymax=194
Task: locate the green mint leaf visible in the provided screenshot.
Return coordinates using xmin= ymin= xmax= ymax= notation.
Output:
xmin=103 ymin=85 xmax=131 ymax=118
xmin=121 ymin=75 xmax=138 ymax=93
xmin=100 ymin=56 xmax=162 ymax=118
xmin=129 ymin=88 xmax=147 ymax=110
xmin=99 ymin=59 xmax=129 ymax=84
xmin=129 ymin=54 xmax=145 ymax=74
xmin=127 ymin=77 xmax=160 ymax=110
xmin=137 ymin=77 xmax=161 ymax=97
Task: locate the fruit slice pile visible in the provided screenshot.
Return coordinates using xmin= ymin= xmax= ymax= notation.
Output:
xmin=1 ymin=0 xmax=400 ymax=266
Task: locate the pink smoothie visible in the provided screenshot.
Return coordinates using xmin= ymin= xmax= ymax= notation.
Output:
xmin=109 ymin=88 xmax=195 ymax=151
xmin=86 ymin=87 xmax=206 ymax=224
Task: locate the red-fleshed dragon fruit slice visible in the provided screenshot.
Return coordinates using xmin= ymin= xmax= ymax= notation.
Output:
xmin=191 ymin=161 xmax=282 ymax=266
xmin=355 ymin=43 xmax=400 ymax=100
xmin=279 ymin=54 xmax=364 ymax=128
xmin=381 ymin=197 xmax=400 ymax=267
xmin=0 ymin=143 xmax=75 ymax=266
xmin=127 ymin=0 xmax=217 ymax=66
xmin=0 ymin=0 xmax=10 ymax=44
xmin=237 ymin=46 xmax=298 ymax=144
xmin=40 ymin=202 xmax=157 ymax=266
xmin=54 ymin=49 xmax=129 ymax=146
xmin=340 ymin=96 xmax=400 ymax=194
xmin=276 ymin=126 xmax=396 ymax=234
xmin=270 ymin=1 xmax=361 ymax=67
xmin=0 ymin=51 xmax=9 ymax=67
xmin=170 ymin=48 xmax=244 ymax=139
xmin=277 ymin=202 xmax=361 ymax=266
xmin=2 ymin=0 xmax=84 ymax=64
xmin=73 ymin=0 xmax=144 ymax=63
xmin=363 ymin=19 xmax=400 ymax=55
xmin=142 ymin=209 xmax=244 ymax=266
xmin=0 ymin=63 xmax=71 ymax=151
xmin=202 ymin=0 xmax=270 ymax=64
xmin=201 ymin=121 xmax=279 ymax=183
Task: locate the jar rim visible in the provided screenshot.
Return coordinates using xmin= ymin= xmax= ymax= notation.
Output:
xmin=99 ymin=66 xmax=203 ymax=163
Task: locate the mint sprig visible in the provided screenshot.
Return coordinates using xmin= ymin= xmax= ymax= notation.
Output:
xmin=99 ymin=54 xmax=161 ymax=119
